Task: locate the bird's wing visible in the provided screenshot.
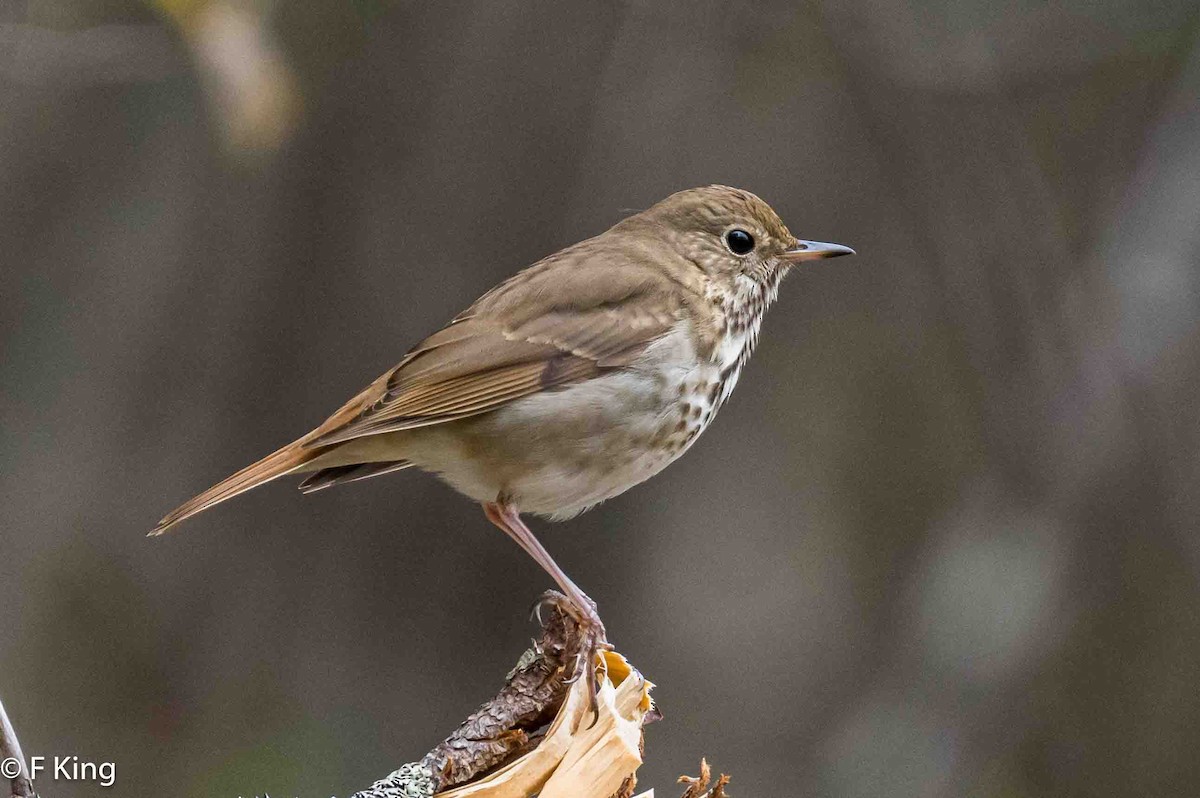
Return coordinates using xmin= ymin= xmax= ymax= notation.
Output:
xmin=304 ymin=248 xmax=683 ymax=448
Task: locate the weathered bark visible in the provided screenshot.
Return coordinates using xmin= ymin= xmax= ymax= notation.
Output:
xmin=419 ymin=597 xmax=584 ymax=791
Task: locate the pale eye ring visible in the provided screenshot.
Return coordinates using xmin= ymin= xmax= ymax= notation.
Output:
xmin=725 ymin=228 xmax=755 ymax=255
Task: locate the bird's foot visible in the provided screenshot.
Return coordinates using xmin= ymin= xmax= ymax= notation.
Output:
xmin=532 ymin=590 xmax=607 ymax=643
xmin=531 ymin=589 xmax=611 ymax=724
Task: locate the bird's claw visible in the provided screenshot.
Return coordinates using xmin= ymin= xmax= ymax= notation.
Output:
xmin=530 ymin=590 xmax=608 ymax=639
xmin=575 ymin=615 xmax=610 ymax=729
xmin=530 ymin=590 xmax=610 ymax=727
xmin=562 ymin=651 xmax=585 ymax=684
xmin=529 ymin=591 xmax=565 ymax=626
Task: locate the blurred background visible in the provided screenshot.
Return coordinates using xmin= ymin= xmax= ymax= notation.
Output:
xmin=3 ymin=0 xmax=1200 ymax=795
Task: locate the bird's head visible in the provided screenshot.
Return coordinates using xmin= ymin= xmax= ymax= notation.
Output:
xmin=617 ymin=185 xmax=853 ymax=286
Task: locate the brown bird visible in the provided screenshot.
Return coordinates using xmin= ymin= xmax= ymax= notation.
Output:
xmin=153 ymin=185 xmax=852 ymax=658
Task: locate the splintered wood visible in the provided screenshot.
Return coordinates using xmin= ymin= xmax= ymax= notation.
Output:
xmin=437 ymin=649 xmax=653 ymax=798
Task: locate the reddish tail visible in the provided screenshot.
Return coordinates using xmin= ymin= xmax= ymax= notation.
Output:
xmin=150 ymin=440 xmax=318 ymax=535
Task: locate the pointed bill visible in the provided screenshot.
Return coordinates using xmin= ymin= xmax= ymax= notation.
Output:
xmin=781 ymin=240 xmax=856 ymax=262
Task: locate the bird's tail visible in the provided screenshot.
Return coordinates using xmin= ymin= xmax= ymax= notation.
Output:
xmin=150 ymin=439 xmax=319 ymax=536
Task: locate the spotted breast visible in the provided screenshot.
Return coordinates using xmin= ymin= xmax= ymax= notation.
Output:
xmin=391 ymin=266 xmax=777 ymax=522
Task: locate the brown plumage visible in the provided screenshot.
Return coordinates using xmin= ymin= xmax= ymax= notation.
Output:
xmin=152 ymin=185 xmax=853 ymax=671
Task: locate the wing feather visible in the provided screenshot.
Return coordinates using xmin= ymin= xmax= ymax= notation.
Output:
xmin=305 ymin=249 xmax=684 ymax=448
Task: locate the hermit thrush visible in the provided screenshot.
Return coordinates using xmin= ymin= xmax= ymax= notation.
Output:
xmin=153 ymin=185 xmax=852 ymax=662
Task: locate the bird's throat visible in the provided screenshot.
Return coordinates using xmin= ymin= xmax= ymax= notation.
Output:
xmin=707 ymin=268 xmax=783 ymax=408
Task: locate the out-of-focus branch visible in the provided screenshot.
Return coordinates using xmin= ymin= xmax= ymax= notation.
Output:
xmin=0 ymin=696 xmax=34 ymax=798
xmin=153 ymin=0 xmax=299 ymax=153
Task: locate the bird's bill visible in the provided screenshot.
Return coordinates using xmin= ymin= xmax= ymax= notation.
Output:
xmin=781 ymin=240 xmax=856 ymax=262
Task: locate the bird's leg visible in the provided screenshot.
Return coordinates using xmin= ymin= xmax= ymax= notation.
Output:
xmin=482 ymin=501 xmax=607 ymax=637
xmin=482 ymin=501 xmax=609 ymax=709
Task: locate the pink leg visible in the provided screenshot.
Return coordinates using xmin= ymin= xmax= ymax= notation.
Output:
xmin=482 ymin=501 xmax=604 ymax=635
xmin=483 ymin=501 xmax=609 ymax=721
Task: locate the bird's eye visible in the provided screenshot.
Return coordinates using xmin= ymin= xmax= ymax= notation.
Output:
xmin=725 ymin=229 xmax=755 ymax=255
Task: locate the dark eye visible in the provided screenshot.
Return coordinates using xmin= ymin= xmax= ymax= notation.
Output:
xmin=725 ymin=229 xmax=755 ymax=255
